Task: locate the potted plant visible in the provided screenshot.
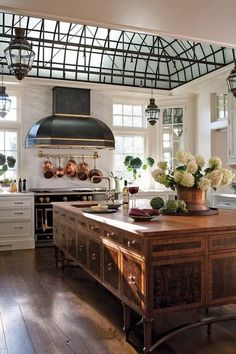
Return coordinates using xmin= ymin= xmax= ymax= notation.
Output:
xmin=124 ymin=155 xmax=155 ymax=182
xmin=152 ymin=151 xmax=234 ymax=211
xmin=0 ymin=153 xmax=16 ymax=185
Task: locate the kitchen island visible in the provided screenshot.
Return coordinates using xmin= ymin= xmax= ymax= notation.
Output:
xmin=52 ymin=202 xmax=236 ymax=353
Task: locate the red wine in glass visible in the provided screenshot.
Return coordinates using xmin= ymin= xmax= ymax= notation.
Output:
xmin=128 ymin=186 xmax=139 ymax=206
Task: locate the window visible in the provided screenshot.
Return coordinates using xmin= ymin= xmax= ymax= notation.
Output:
xmin=112 ymin=103 xmax=149 ymax=188
xmin=161 ymin=107 xmax=184 ymax=169
xmin=216 ymin=93 xmax=227 ymax=120
xmin=0 ymin=93 xmax=19 ymax=180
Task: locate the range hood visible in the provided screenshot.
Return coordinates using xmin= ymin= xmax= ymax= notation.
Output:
xmin=25 ymin=87 xmax=115 ymax=149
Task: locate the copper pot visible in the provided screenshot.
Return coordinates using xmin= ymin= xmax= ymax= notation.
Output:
xmin=65 ymin=158 xmax=77 ymax=178
xmin=43 ymin=156 xmax=53 ymax=170
xmin=88 ymin=157 xmax=103 ymax=183
xmin=43 ymin=156 xmax=54 ymax=179
xmin=55 ymin=156 xmax=64 ymax=178
xmin=77 ymin=157 xmax=89 ymax=181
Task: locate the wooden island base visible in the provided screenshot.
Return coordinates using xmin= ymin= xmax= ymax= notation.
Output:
xmin=53 ymin=202 xmax=236 ymax=352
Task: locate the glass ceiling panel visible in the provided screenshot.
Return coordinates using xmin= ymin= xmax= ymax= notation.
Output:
xmin=0 ymin=10 xmax=235 ymax=90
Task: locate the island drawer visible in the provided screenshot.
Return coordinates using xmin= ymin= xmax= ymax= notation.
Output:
xmin=121 ymin=233 xmax=143 ymax=254
xmin=103 ymin=226 xmax=120 ymax=242
xmin=76 ymin=216 xmax=88 ymax=230
xmin=209 ymin=232 xmax=236 ymax=252
xmin=150 ymin=235 xmax=206 ymax=257
xmin=87 ymin=220 xmax=102 ymax=236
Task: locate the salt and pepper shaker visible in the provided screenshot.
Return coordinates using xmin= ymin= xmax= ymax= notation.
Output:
xmin=18 ymin=177 xmax=22 ymax=192
xmin=22 ymin=179 xmax=27 ymax=192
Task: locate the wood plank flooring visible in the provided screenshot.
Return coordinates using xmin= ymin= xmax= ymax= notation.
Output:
xmin=0 ymin=247 xmax=235 ymax=354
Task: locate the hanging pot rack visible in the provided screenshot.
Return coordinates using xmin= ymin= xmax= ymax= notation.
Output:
xmin=38 ymin=150 xmax=100 ymax=159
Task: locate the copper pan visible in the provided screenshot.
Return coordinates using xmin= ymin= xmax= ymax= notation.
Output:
xmin=65 ymin=158 xmax=77 ymax=178
xmin=77 ymin=156 xmax=89 ymax=181
xmin=43 ymin=156 xmax=54 ymax=179
xmin=55 ymin=156 xmax=64 ymax=178
xmin=88 ymin=156 xmax=103 ymax=183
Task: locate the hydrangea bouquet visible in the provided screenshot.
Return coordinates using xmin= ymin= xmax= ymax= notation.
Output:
xmin=152 ymin=151 xmax=234 ymax=192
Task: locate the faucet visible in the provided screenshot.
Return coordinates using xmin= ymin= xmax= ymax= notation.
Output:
xmin=91 ymin=176 xmax=114 ymax=203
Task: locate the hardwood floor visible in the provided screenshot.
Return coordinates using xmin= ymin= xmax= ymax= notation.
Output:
xmin=0 ymin=248 xmax=236 ymax=354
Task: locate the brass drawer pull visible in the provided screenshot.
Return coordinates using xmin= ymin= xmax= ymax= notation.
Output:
xmin=91 ymin=252 xmax=96 ymax=260
xmin=14 ymin=201 xmax=23 ymax=205
xmin=54 ymin=211 xmax=59 ymax=214
xmin=107 ymin=262 xmax=113 ymax=271
xmin=90 ymin=225 xmax=99 ymax=231
xmin=61 ymin=213 xmax=66 ymax=217
xmin=78 ymin=221 xmax=86 ymax=227
xmin=14 ymin=226 xmax=23 ymax=230
xmin=127 ymin=240 xmax=136 ymax=247
xmin=0 ymin=244 xmax=12 ymax=247
xmin=69 ymin=217 xmax=75 ymax=221
xmin=14 ymin=212 xmax=24 ymax=215
xmin=106 ymin=232 xmax=115 ymax=238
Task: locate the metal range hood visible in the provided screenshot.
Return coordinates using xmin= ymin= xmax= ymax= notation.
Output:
xmin=25 ymin=87 xmax=115 ymax=149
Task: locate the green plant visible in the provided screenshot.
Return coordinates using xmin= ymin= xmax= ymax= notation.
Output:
xmin=0 ymin=153 xmax=16 ymax=176
xmin=124 ymin=155 xmax=155 ymax=181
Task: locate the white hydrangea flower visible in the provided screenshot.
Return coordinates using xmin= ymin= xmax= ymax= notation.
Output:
xmin=157 ymin=161 xmax=168 ymax=171
xmin=151 ymin=168 xmax=164 ymax=180
xmin=176 ymin=151 xmax=188 ymax=164
xmin=206 ymin=170 xmax=223 ymax=188
xmin=221 ymin=168 xmax=234 ymax=186
xmin=179 ymin=172 xmax=195 ymax=187
xmin=186 ymin=160 xmax=198 ymax=174
xmin=198 ymin=177 xmax=211 ymax=190
xmin=208 ymin=157 xmax=222 ymax=170
xmin=173 ymin=170 xmax=183 ymax=183
xmin=195 ymin=154 xmax=205 ymax=168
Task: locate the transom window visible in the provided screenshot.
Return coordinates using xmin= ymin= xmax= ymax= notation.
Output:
xmin=1 ymin=95 xmax=18 ymax=121
xmin=113 ymin=104 xmax=145 ymax=128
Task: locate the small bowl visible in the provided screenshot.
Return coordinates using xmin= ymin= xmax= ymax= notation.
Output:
xmin=106 ymin=203 xmax=122 ymax=210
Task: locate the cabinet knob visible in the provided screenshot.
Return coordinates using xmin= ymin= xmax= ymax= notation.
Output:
xmin=107 ymin=262 xmax=113 ymax=271
xmin=79 ymin=245 xmax=84 ymax=251
xmin=90 ymin=225 xmax=99 ymax=231
xmin=128 ymin=275 xmax=135 ymax=284
xmin=91 ymin=252 xmax=96 ymax=260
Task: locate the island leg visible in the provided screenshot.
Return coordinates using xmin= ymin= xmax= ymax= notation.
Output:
xmin=143 ymin=318 xmax=153 ymax=353
xmin=122 ymin=302 xmax=131 ymax=341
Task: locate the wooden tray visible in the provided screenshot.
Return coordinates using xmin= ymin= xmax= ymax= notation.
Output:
xmin=162 ymin=208 xmax=218 ymax=216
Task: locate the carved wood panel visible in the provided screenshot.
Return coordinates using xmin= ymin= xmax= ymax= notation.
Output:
xmin=151 ymin=256 xmax=205 ymax=313
xmin=88 ymin=237 xmax=101 ymax=278
xmin=208 ymin=252 xmax=236 ymax=305
xmin=103 ymin=243 xmax=119 ymax=291
xmin=121 ymin=252 xmax=144 ymax=309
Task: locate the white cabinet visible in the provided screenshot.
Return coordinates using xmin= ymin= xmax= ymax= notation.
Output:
xmin=0 ymin=193 xmax=35 ymax=251
xmin=227 ymin=95 xmax=236 ymax=165
xmin=212 ymin=193 xmax=236 ymax=210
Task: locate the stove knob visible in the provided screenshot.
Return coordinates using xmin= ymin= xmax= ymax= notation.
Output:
xmin=46 ymin=197 xmax=50 ymax=203
xmin=82 ymin=196 xmax=87 ymax=201
xmin=63 ymin=196 xmax=68 ymax=202
xmin=88 ymin=196 xmax=93 ymax=201
xmin=39 ymin=197 xmax=44 ymax=203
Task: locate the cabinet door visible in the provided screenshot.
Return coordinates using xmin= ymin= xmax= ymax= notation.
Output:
xmin=103 ymin=243 xmax=119 ymax=292
xmin=88 ymin=237 xmax=101 ymax=278
xmin=150 ymin=256 xmax=205 ymax=314
xmin=208 ymin=252 xmax=236 ymax=306
xmin=77 ymin=233 xmax=87 ymax=267
xmin=121 ymin=252 xmax=144 ymax=310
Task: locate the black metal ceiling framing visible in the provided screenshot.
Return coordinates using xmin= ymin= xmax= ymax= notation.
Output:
xmin=0 ymin=11 xmax=235 ymax=90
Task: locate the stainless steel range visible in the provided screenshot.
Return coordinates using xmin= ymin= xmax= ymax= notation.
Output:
xmin=31 ymin=188 xmax=106 ymax=246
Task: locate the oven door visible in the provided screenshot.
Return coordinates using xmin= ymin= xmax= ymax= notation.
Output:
xmin=35 ymin=206 xmax=53 ymax=234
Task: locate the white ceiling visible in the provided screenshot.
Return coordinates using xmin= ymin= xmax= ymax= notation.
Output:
xmin=1 ymin=0 xmax=236 ymax=48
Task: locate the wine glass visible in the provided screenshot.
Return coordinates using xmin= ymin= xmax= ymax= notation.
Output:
xmin=128 ymin=186 xmax=139 ymax=207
